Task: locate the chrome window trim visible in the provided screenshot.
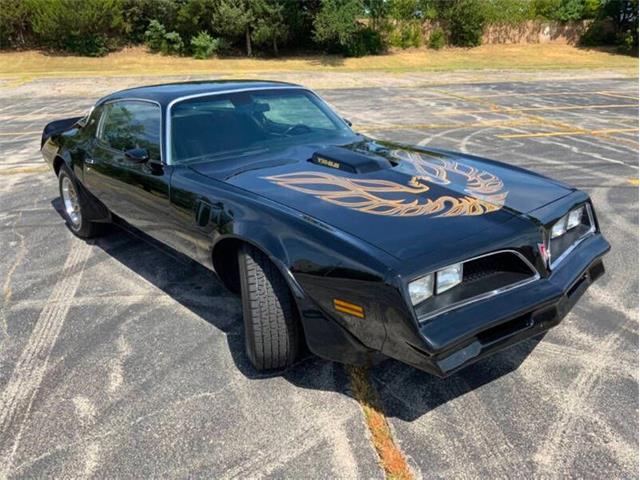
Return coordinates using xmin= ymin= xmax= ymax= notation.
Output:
xmin=95 ymin=98 xmax=164 ymax=163
xmin=165 ymin=86 xmax=350 ymax=166
xmin=77 ymin=106 xmax=94 ymax=128
xmin=549 ymin=203 xmax=596 ymax=270
xmin=416 ymin=249 xmax=541 ymax=323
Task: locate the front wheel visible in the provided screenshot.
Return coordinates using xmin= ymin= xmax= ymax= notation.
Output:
xmin=238 ymin=244 xmax=301 ymax=370
xmin=58 ymin=165 xmax=104 ymax=239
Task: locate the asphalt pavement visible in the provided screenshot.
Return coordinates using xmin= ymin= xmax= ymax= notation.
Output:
xmin=0 ymin=71 xmax=638 ymax=479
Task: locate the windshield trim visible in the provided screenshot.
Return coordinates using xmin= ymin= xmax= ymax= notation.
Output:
xmin=165 ymin=86 xmax=349 ymax=165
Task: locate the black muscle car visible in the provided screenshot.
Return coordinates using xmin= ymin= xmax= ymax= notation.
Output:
xmin=41 ymin=81 xmax=610 ymax=376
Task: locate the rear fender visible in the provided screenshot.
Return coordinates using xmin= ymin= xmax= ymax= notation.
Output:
xmin=56 ymin=153 xmax=111 ymax=223
xmin=41 ymin=116 xmax=83 ymax=148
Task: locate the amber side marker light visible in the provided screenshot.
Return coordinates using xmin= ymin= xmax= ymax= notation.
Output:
xmin=334 ymin=299 xmax=365 ymax=318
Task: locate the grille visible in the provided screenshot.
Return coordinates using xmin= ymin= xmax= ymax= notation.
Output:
xmin=463 ymin=252 xmax=533 ymax=283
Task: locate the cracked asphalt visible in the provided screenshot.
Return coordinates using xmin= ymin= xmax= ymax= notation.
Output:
xmin=0 ymin=70 xmax=638 ymax=479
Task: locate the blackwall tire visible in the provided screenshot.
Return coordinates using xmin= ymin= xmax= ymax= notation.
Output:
xmin=238 ymin=244 xmax=301 ymax=370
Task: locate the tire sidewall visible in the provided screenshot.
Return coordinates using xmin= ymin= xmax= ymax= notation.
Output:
xmin=238 ymin=244 xmax=300 ymax=370
xmin=239 ymin=248 xmax=260 ymax=368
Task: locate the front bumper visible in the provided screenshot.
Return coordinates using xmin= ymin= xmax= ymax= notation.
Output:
xmin=381 ymin=232 xmax=610 ymax=377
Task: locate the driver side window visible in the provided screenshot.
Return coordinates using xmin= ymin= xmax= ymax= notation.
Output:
xmin=98 ymin=101 xmax=161 ymax=160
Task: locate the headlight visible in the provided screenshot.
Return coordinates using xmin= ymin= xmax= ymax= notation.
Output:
xmin=408 ymin=262 xmax=465 ymax=306
xmin=408 ymin=273 xmax=433 ymax=306
xmin=551 ymin=215 xmax=567 ymax=238
xmin=436 ymin=263 xmax=463 ymax=294
xmin=566 ymin=206 xmax=584 ymax=230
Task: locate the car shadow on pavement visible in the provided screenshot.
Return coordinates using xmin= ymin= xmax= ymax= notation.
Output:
xmin=367 ymin=336 xmax=544 ymax=421
xmin=58 ymin=202 xmax=544 ymax=423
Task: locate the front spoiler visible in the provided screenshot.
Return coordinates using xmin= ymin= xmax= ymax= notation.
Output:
xmin=389 ymin=233 xmax=610 ymax=377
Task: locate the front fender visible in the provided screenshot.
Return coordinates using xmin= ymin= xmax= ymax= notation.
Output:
xmin=204 ymin=183 xmax=403 ymax=357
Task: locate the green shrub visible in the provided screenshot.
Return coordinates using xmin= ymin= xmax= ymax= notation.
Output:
xmin=190 ymin=31 xmax=220 ymax=58
xmin=617 ymin=28 xmax=638 ymax=53
xmin=144 ymin=20 xmax=166 ymax=52
xmin=144 ymin=20 xmax=183 ymax=55
xmin=389 ymin=21 xmax=421 ymax=48
xmin=580 ymin=18 xmax=616 ymax=45
xmin=446 ymin=0 xmax=486 ymax=47
xmin=161 ymin=31 xmax=184 ymax=55
xmin=427 ymin=27 xmax=445 ymax=49
xmin=27 ymin=0 xmax=123 ymax=56
xmin=531 ymin=0 xmax=593 ymax=21
xmin=482 ymin=0 xmax=535 ymax=24
xmin=121 ymin=0 xmax=180 ymax=44
xmin=345 ymin=26 xmax=387 ymax=56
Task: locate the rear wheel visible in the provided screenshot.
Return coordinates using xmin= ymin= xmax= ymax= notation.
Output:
xmin=238 ymin=244 xmax=301 ymax=370
xmin=58 ymin=165 xmax=104 ymax=239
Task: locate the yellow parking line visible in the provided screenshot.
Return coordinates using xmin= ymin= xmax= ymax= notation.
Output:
xmin=455 ymin=90 xmax=631 ymax=99
xmin=434 ymin=103 xmax=637 ymax=116
xmin=0 ymin=165 xmax=49 ymax=175
xmin=0 ymin=131 xmax=41 ymax=136
xmin=629 ymin=178 xmax=640 ymax=186
xmin=356 ymin=119 xmax=532 ymax=131
xmin=496 ymin=127 xmax=639 ymax=139
xmin=598 ymin=91 xmax=640 ymax=101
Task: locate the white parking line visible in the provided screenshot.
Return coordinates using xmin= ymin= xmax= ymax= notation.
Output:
xmin=0 ymin=241 xmax=92 ymax=477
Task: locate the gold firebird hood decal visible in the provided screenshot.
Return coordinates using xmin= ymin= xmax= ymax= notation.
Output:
xmin=263 ymin=150 xmax=509 ymax=218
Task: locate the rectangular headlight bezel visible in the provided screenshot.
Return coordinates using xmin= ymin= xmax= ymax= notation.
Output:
xmin=548 ymin=203 xmax=597 ymax=270
xmin=408 ymin=273 xmax=434 ymax=306
xmin=436 ymin=263 xmax=463 ymax=294
xmin=551 ymin=215 xmax=567 ymax=238
xmin=566 ymin=206 xmax=584 ymax=230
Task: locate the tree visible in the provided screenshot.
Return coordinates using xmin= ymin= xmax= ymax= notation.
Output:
xmin=121 ymin=0 xmax=179 ymax=44
xmin=313 ymin=0 xmax=364 ymax=50
xmin=444 ymin=0 xmax=487 ymax=47
xmin=388 ymin=0 xmax=419 ymax=21
xmin=26 ymin=0 xmax=124 ymax=56
xmin=281 ymin=0 xmax=322 ymax=50
xmin=175 ymin=0 xmax=217 ymax=42
xmin=213 ymin=0 xmax=254 ymax=56
xmin=364 ymin=0 xmax=388 ymax=29
xmin=0 ymin=0 xmax=32 ymax=48
xmin=251 ymin=1 xmax=288 ymax=55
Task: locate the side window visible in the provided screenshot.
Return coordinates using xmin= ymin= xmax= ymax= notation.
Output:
xmin=98 ymin=101 xmax=161 ymax=160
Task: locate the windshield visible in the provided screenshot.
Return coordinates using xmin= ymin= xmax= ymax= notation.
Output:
xmin=170 ymin=89 xmax=357 ymax=164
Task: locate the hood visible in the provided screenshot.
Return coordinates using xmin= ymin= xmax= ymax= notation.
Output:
xmin=190 ymin=139 xmax=572 ymax=260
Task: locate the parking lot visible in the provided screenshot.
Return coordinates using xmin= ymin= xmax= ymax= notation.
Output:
xmin=0 ymin=71 xmax=638 ymax=478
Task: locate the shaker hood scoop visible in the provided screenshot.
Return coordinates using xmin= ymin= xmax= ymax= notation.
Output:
xmin=190 ymin=141 xmax=573 ymax=259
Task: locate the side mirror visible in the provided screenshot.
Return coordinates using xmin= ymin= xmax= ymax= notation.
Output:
xmin=124 ymin=148 xmax=149 ymax=163
xmin=344 ymin=118 xmax=353 ymax=127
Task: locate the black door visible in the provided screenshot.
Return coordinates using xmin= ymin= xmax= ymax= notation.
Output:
xmin=84 ymin=100 xmax=175 ymax=244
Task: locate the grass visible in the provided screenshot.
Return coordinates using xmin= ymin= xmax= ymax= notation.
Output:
xmin=347 ymin=366 xmax=413 ymax=480
xmin=0 ymin=44 xmax=636 ymax=81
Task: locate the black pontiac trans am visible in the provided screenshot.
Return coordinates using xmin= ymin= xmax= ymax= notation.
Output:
xmin=41 ymin=81 xmax=610 ymax=376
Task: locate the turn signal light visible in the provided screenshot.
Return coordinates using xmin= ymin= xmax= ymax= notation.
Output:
xmin=333 ymin=299 xmax=365 ymax=318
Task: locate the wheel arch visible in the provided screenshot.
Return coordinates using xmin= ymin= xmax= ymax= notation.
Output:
xmin=211 ymin=234 xmax=304 ymax=299
xmin=53 ymin=155 xmax=65 ymax=176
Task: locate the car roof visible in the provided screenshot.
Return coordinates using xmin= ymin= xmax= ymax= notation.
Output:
xmin=98 ymin=80 xmax=303 ymax=107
